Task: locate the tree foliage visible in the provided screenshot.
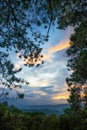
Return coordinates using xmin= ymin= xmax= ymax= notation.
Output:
xmin=0 ymin=0 xmax=52 ymax=97
xmin=0 ymin=102 xmax=60 ymax=130
xmin=0 ymin=102 xmax=87 ymax=130
xmin=51 ymin=0 xmax=87 ymax=110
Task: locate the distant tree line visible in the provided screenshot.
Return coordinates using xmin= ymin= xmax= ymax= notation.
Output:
xmin=0 ymin=102 xmax=87 ymax=130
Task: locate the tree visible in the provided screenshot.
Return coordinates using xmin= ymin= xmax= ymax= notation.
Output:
xmin=66 ymin=14 xmax=87 ymax=109
xmin=0 ymin=0 xmax=51 ymax=97
xmin=51 ymin=0 xmax=87 ymax=110
xmin=83 ymin=86 xmax=87 ymax=108
xmin=67 ymin=85 xmax=82 ymax=112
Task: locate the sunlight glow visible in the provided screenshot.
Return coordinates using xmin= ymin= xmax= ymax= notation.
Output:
xmin=52 ymin=92 xmax=69 ymax=100
xmin=49 ymin=41 xmax=70 ymax=53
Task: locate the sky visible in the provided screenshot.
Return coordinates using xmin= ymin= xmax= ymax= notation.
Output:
xmin=0 ymin=26 xmax=74 ymax=107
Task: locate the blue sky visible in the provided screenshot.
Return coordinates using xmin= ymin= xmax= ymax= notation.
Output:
xmin=0 ymin=26 xmax=73 ymax=107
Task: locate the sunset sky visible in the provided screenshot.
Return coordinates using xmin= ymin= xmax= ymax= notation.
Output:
xmin=0 ymin=26 xmax=73 ymax=107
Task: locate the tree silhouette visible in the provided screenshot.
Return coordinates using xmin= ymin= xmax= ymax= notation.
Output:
xmin=0 ymin=0 xmax=51 ymax=97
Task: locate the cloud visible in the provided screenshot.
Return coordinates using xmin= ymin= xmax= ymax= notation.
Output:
xmin=49 ymin=40 xmax=70 ymax=54
xmin=52 ymin=91 xmax=69 ymax=100
xmin=51 ymin=82 xmax=69 ymax=101
xmin=41 ymin=26 xmax=74 ymax=62
xmin=42 ymin=40 xmax=70 ymax=62
xmin=33 ymin=90 xmax=47 ymax=96
xmin=39 ymin=86 xmax=60 ymax=94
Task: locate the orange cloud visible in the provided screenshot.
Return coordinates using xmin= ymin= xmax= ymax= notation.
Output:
xmin=49 ymin=40 xmax=70 ymax=53
xmin=52 ymin=91 xmax=69 ymax=100
xmin=42 ymin=40 xmax=71 ymax=62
